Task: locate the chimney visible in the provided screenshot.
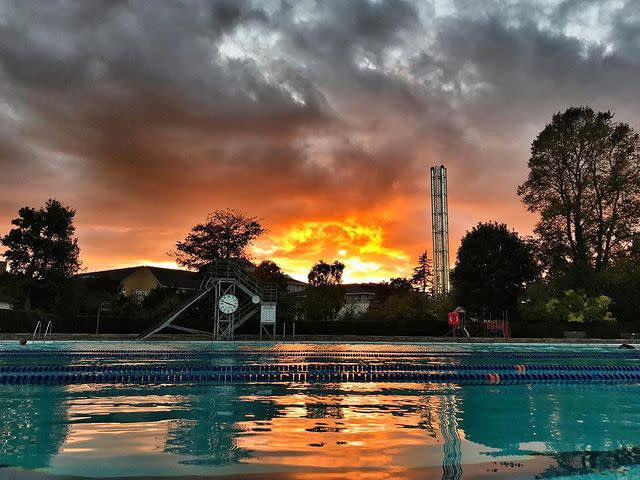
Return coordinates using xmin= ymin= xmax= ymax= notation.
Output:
xmin=0 ymin=261 xmax=6 ymax=274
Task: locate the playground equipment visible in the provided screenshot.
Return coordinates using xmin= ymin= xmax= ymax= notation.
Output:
xmin=136 ymin=259 xmax=277 ymax=341
xmin=447 ymin=307 xmax=511 ymax=338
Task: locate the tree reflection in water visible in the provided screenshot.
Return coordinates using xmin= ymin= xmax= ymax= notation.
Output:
xmin=0 ymin=385 xmax=69 ymax=469
xmin=2 ymin=380 xmax=639 ymax=478
xmin=458 ymin=383 xmax=640 ymax=477
xmin=163 ymin=384 xmax=281 ymax=465
xmin=538 ymin=445 xmax=640 ymax=477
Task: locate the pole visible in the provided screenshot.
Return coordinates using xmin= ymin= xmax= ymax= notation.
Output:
xmin=283 ymin=322 xmax=286 ymax=342
xmin=292 ymin=322 xmax=295 ymax=342
xmin=96 ymin=306 xmax=101 ymax=335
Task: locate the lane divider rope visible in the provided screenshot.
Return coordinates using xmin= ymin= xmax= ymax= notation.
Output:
xmin=1 ymin=350 xmax=639 ymax=359
xmin=2 ymin=363 xmax=640 ymax=374
xmin=3 ymin=370 xmax=640 ymax=385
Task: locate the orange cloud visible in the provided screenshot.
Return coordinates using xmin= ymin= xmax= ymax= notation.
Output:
xmin=252 ymin=218 xmax=411 ymax=283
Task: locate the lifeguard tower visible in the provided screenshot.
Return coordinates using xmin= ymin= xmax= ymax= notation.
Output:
xmin=136 ymin=259 xmax=278 ymax=341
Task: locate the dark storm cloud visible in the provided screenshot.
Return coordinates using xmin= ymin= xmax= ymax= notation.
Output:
xmin=1 ymin=0 xmax=640 ymax=277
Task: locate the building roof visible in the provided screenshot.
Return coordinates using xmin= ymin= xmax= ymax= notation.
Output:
xmin=283 ymin=274 xmax=307 ymax=286
xmin=146 ymin=266 xmax=200 ymax=290
xmin=75 ymin=266 xmax=142 ymax=283
xmin=76 ymin=266 xmax=201 ymax=290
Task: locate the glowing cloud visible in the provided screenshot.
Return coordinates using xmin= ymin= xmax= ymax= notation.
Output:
xmin=252 ymin=219 xmax=410 ymax=283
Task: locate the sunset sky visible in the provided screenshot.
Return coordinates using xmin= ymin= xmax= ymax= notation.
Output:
xmin=1 ymin=0 xmax=640 ymax=282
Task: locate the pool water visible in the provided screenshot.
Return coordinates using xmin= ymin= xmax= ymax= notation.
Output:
xmin=1 ymin=341 xmax=640 ymax=479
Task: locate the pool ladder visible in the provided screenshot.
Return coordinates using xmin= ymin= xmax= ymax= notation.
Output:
xmin=32 ymin=321 xmax=53 ymax=343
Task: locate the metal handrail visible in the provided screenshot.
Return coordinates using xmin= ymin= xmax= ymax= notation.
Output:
xmin=43 ymin=321 xmax=53 ymax=343
xmin=32 ymin=321 xmax=42 ymax=342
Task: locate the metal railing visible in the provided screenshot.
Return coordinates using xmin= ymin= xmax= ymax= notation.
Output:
xmin=32 ymin=321 xmax=42 ymax=342
xmin=210 ymin=259 xmax=278 ymax=303
xmin=32 ymin=320 xmax=53 ymax=342
xmin=43 ymin=321 xmax=53 ymax=343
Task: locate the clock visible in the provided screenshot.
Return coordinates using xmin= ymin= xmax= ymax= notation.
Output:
xmin=251 ymin=295 xmax=261 ymax=304
xmin=218 ymin=294 xmax=239 ymax=314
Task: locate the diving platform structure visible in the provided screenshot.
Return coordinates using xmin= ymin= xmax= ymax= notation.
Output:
xmin=136 ymin=259 xmax=278 ymax=341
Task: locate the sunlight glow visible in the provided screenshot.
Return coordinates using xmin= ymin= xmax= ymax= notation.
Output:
xmin=252 ymin=219 xmax=411 ymax=283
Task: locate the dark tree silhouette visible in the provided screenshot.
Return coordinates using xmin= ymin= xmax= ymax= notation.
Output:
xmin=450 ymin=222 xmax=538 ymax=312
xmin=307 ymin=260 xmax=345 ymax=287
xmin=411 ymin=250 xmax=433 ymax=293
xmin=175 ymin=209 xmax=265 ymax=269
xmin=253 ymin=260 xmax=284 ymax=281
xmin=387 ymin=277 xmax=415 ymax=294
xmin=252 ymin=259 xmax=288 ymax=290
xmin=518 ymin=106 xmax=640 ymax=275
xmin=304 ymin=285 xmax=345 ymax=322
xmin=304 ymin=260 xmax=346 ymax=321
xmin=1 ymin=199 xmax=80 ymax=281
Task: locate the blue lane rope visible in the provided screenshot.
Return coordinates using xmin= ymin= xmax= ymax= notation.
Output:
xmin=1 ymin=349 xmax=639 ymax=359
xmin=3 ymin=363 xmax=640 ymax=375
xmin=3 ymin=370 xmax=640 ymax=385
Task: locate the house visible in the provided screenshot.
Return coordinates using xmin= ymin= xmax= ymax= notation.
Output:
xmin=339 ymin=284 xmax=377 ymax=317
xmin=76 ymin=266 xmax=200 ymax=300
xmin=283 ymin=275 xmax=307 ymax=293
xmin=288 ymin=281 xmax=377 ymax=319
xmin=0 ymin=291 xmax=16 ymax=310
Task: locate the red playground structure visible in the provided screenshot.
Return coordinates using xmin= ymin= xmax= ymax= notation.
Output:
xmin=447 ymin=307 xmax=511 ymax=338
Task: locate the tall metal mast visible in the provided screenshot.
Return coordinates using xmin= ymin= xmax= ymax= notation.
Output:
xmin=430 ymin=165 xmax=450 ymax=296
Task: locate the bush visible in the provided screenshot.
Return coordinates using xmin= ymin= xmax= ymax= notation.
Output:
xmin=546 ymin=290 xmax=615 ymax=323
xmin=0 ymin=309 xmax=58 ymax=334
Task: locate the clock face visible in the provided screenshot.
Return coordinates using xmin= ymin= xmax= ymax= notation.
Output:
xmin=218 ymin=294 xmax=239 ymax=314
xmin=252 ymin=295 xmax=261 ymax=304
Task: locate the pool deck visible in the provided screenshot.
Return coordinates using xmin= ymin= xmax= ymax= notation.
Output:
xmin=0 ymin=332 xmax=634 ymax=344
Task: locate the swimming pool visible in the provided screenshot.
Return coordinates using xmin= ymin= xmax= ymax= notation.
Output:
xmin=1 ymin=341 xmax=639 ymax=479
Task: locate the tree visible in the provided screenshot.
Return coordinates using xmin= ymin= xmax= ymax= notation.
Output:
xmin=303 ymin=260 xmax=346 ymax=321
xmin=546 ymin=290 xmax=615 ymax=323
xmin=304 ymin=285 xmax=345 ymax=322
xmin=252 ymin=260 xmax=288 ymax=290
xmin=175 ymin=209 xmax=265 ymax=269
xmin=307 ymin=260 xmax=345 ymax=287
xmin=450 ymin=222 xmax=538 ymax=313
xmin=411 ymin=250 xmax=433 ymax=293
xmin=387 ymin=277 xmax=415 ymax=294
xmin=518 ymin=106 xmax=640 ymax=275
xmin=376 ymin=292 xmax=437 ymax=326
xmin=1 ymin=199 xmax=81 ymax=281
xmin=253 ymin=259 xmax=284 ymax=281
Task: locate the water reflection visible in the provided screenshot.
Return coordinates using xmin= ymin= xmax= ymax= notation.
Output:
xmin=1 ymin=382 xmax=640 ymax=478
xmin=458 ymin=384 xmax=639 ymax=455
xmin=0 ymin=385 xmax=68 ymax=469
xmin=164 ymin=384 xmax=279 ymax=465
